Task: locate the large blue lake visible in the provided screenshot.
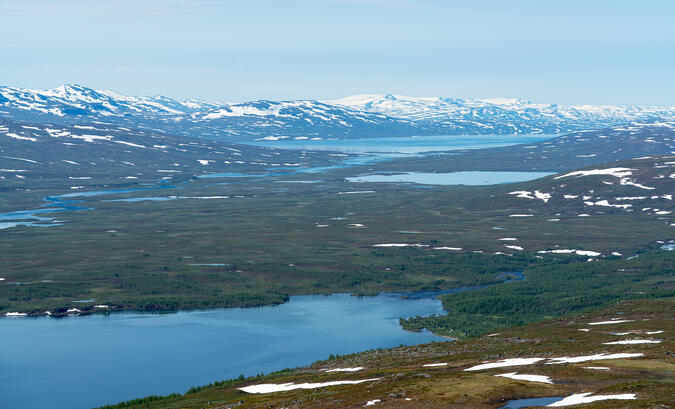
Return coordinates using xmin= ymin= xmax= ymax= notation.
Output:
xmin=247 ymin=134 xmax=554 ymax=154
xmin=1 ymin=293 xmax=445 ymax=409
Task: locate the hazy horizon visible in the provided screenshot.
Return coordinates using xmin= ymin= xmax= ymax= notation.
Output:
xmin=2 ymin=0 xmax=674 ymax=105
xmin=6 ymin=82 xmax=675 ymax=108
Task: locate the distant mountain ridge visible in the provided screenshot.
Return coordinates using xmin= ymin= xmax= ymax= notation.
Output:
xmin=1 ymin=84 xmax=674 ymax=141
xmin=328 ymin=93 xmax=675 ymax=133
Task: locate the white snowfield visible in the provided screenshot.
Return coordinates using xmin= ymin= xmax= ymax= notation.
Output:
xmin=238 ymin=378 xmax=380 ymax=394
xmin=364 ymin=399 xmax=381 ymax=406
xmin=325 ymin=94 xmax=675 ymax=129
xmin=603 ymin=339 xmax=661 ymax=345
xmin=546 ymin=392 xmax=636 ymax=407
xmin=554 ymin=167 xmax=635 ymax=179
xmin=373 ymin=243 xmax=428 ymax=248
xmin=495 ymin=372 xmax=553 ymax=384
xmin=588 ymin=319 xmax=635 ymax=325
xmin=467 ymin=352 xmax=644 ymax=371
xmin=508 ymin=190 xmax=551 ymax=202
xmin=546 ymin=353 xmax=644 ymax=364
xmin=337 ymin=191 xmax=375 ymax=195
xmin=464 ymin=358 xmax=545 ymax=371
xmin=423 ymin=363 xmax=448 ymax=367
xmin=538 ymin=249 xmax=602 ymax=257
xmin=5 ymin=312 xmax=28 ymax=316
xmin=325 ymin=367 xmax=363 ymax=372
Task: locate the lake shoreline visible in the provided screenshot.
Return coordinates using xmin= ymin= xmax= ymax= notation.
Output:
xmin=3 ymin=272 xmax=525 ymax=319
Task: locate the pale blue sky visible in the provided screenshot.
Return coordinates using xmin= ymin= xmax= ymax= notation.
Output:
xmin=1 ymin=0 xmax=674 ymax=105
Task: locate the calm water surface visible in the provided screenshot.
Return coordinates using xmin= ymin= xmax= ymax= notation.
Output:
xmin=499 ymin=396 xmax=564 ymax=408
xmin=246 ymin=134 xmax=554 ymax=154
xmin=1 ymin=293 xmax=445 ymax=409
xmin=347 ymin=171 xmax=554 ymax=185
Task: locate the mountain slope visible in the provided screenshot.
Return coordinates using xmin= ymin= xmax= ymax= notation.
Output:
xmin=3 ymin=84 xmax=675 ymax=141
xmin=0 ymin=84 xmax=421 ymax=141
xmin=329 ymin=93 xmax=675 ymax=135
xmin=0 ymin=116 xmax=340 ymax=192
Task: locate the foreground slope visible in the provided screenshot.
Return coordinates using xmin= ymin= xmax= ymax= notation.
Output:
xmin=98 ymin=297 xmax=674 ymax=409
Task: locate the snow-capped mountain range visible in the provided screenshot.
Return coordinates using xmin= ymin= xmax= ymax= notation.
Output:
xmin=1 ymin=84 xmax=674 ymax=141
xmin=329 ymin=94 xmax=675 ymax=133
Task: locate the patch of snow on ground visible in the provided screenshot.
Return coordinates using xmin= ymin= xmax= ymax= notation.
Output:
xmin=338 ymin=191 xmax=375 ymax=194
xmin=114 ymin=140 xmax=146 ymax=148
xmin=538 ymin=249 xmax=602 ymax=257
xmin=546 ymin=353 xmax=643 ymax=364
xmin=588 ymin=319 xmax=635 ymax=325
xmin=603 ymin=339 xmax=661 ymax=345
xmin=365 ymin=399 xmax=381 ymax=406
xmin=495 ymin=372 xmax=553 ymax=384
xmin=325 ymin=367 xmax=363 ymax=372
xmin=555 ymin=167 xmax=634 ymax=179
xmin=584 ymin=199 xmax=632 ymax=209
xmin=373 ymin=243 xmax=429 ymax=247
xmin=508 ymin=190 xmax=550 ymax=202
xmin=464 ymin=358 xmax=545 ymax=371
xmin=423 ymin=363 xmax=448 ymax=367
xmin=239 ymin=378 xmax=381 ymax=394
xmin=546 ymin=392 xmax=635 ymax=407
